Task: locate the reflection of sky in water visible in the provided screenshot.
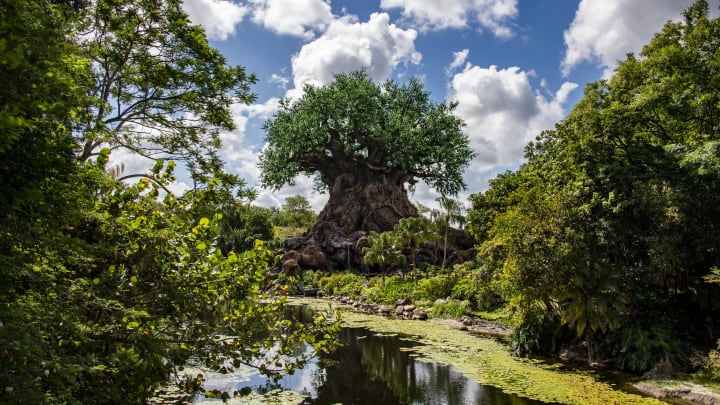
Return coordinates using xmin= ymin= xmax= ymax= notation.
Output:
xmin=194 ymin=326 xmax=549 ymax=405
xmin=196 ymin=344 xmax=325 ymax=402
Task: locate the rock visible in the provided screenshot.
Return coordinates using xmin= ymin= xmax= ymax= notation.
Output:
xmin=377 ymin=306 xmax=392 ymax=315
xmin=411 ymin=311 xmax=428 ymax=320
xmin=403 ymin=305 xmax=416 ymax=312
xmin=281 ymin=259 xmax=301 ymax=276
xmin=394 ymin=305 xmax=405 ymax=315
xmin=300 ymin=244 xmax=327 ymax=268
xmin=461 ymin=315 xmax=473 ymax=326
xmin=395 ymin=298 xmax=412 ymax=306
xmin=434 ymin=298 xmax=447 ymax=305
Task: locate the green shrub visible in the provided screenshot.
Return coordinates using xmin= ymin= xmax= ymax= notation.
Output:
xmin=300 ymin=269 xmax=326 ymax=288
xmin=450 ymin=277 xmax=477 ymax=301
xmin=318 ymin=272 xmax=366 ymax=298
xmin=608 ymin=323 xmax=690 ymax=373
xmin=416 ymin=275 xmax=458 ymax=301
xmin=430 ymin=299 xmax=469 ymax=319
xmin=363 ymin=276 xmax=416 ymax=305
xmin=696 ymin=342 xmax=720 ymax=383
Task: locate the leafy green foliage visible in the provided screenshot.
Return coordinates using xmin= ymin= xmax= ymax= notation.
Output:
xmin=696 ymin=343 xmax=720 ymax=383
xmin=216 ymin=203 xmax=274 ymax=254
xmin=74 ymin=0 xmax=257 ymax=183
xmin=0 ymin=1 xmax=338 ymax=402
xmin=272 ymin=195 xmax=317 ymax=228
xmin=318 ymin=272 xmax=367 ymax=298
xmin=467 ymin=0 xmax=720 ymax=368
xmin=430 ymin=300 xmax=469 ymax=319
xmin=362 ymin=276 xmax=417 ymax=306
xmin=416 ymin=275 xmax=458 ymax=302
xmin=363 ymin=230 xmax=407 ymax=280
xmin=259 ymin=70 xmax=474 ymax=196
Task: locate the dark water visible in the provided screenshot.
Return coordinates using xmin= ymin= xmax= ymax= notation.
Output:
xmin=199 ymin=305 xmax=548 ymax=404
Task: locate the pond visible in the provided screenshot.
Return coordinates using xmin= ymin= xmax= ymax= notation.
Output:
xmin=194 ymin=304 xmax=549 ymax=404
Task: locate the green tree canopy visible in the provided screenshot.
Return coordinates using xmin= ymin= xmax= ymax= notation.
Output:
xmin=260 ymin=70 xmax=473 ymax=197
xmin=0 ymin=0 xmax=338 ymax=402
xmin=273 ymin=195 xmax=317 ymax=228
xmin=74 ymin=0 xmax=257 ymax=184
xmin=469 ymin=0 xmax=720 ymax=369
xmin=258 ymin=71 xmax=474 ymax=270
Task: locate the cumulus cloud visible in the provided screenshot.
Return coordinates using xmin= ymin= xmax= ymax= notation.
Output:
xmin=255 ymin=175 xmax=329 ymax=211
xmin=448 ymin=63 xmax=577 ymax=195
xmin=181 ymin=0 xmax=248 ymax=41
xmin=249 ymin=0 xmax=333 ymax=39
xmin=289 ymin=12 xmax=422 ymax=92
xmin=561 ymin=0 xmax=695 ymax=77
xmin=446 ymin=49 xmax=470 ymax=75
xmin=380 ymin=0 xmax=518 ymax=37
xmin=269 ymin=73 xmax=289 ymax=90
xmin=220 ymin=98 xmax=280 ymax=183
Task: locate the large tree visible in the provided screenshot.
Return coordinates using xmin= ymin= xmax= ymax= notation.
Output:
xmin=469 ymin=0 xmax=720 ymax=369
xmin=0 ymin=1 xmax=338 ymax=402
xmin=74 ymin=0 xmax=256 ymax=185
xmin=259 ymin=71 xmax=474 ymax=269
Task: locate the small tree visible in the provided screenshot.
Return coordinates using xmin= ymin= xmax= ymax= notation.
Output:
xmin=437 ymin=196 xmax=465 ymax=269
xmin=395 ymin=216 xmax=435 ymax=283
xmin=274 ymin=195 xmax=317 ymax=228
xmin=363 ymin=231 xmax=406 ymax=283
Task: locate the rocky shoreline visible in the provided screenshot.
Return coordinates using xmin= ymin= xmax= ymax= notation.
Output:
xmin=633 ymin=382 xmax=720 ymax=405
xmin=324 ymin=294 xmax=512 ymax=337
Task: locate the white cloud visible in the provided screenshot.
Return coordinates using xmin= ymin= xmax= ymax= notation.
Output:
xmin=446 ymin=49 xmax=470 ymax=75
xmin=220 ymin=98 xmax=280 ymax=183
xmin=555 ymin=82 xmax=579 ymax=105
xmin=269 ymin=73 xmax=289 ymax=89
xmin=249 ymin=0 xmax=333 ymax=39
xmin=181 ymin=0 xmax=248 ymax=41
xmin=448 ymin=63 xmax=577 ymax=194
xmin=561 ymin=0 xmax=695 ymax=77
xmin=380 ymin=0 xmax=518 ymax=37
xmin=255 ymin=175 xmax=329 ymax=211
xmin=290 ymin=12 xmax=422 ymax=91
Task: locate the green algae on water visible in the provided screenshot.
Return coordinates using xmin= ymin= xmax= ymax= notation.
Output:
xmin=292 ymin=298 xmax=663 ymax=405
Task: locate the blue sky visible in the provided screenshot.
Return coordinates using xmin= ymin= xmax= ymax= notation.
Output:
xmin=138 ymin=0 xmax=717 ymax=212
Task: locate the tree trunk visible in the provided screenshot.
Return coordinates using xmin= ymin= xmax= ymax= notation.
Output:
xmin=281 ymin=168 xmax=417 ymax=271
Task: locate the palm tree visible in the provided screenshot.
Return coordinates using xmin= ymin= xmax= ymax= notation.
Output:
xmin=395 ymin=216 xmax=433 ymax=283
xmin=437 ymin=196 xmax=464 ymax=269
xmin=363 ymin=231 xmax=406 ymax=283
xmin=559 ymin=260 xmax=624 ymax=363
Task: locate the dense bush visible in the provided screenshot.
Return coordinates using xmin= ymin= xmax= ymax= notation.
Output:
xmin=318 ymin=272 xmax=367 ymax=298
xmin=416 ymin=275 xmax=458 ymax=302
xmin=430 ymin=299 xmax=469 ymax=319
xmin=362 ymin=276 xmax=417 ymax=305
xmin=696 ymin=342 xmax=720 ymax=383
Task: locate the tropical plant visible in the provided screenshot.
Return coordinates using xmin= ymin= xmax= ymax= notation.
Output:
xmin=363 ymin=231 xmax=407 ymax=282
xmin=394 ymin=216 xmax=436 ymax=283
xmin=437 ymin=196 xmax=465 ymax=268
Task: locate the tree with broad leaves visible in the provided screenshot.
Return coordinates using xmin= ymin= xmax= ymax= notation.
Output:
xmin=259 ymin=70 xmax=475 ymax=269
xmin=74 ymin=0 xmax=257 ymax=187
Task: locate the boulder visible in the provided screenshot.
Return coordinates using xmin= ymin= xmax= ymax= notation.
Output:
xmin=281 ymin=259 xmax=301 ymax=276
xmin=411 ymin=311 xmax=428 ymax=321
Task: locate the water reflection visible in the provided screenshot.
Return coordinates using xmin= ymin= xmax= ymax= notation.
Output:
xmin=198 ymin=306 xmax=547 ymax=404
